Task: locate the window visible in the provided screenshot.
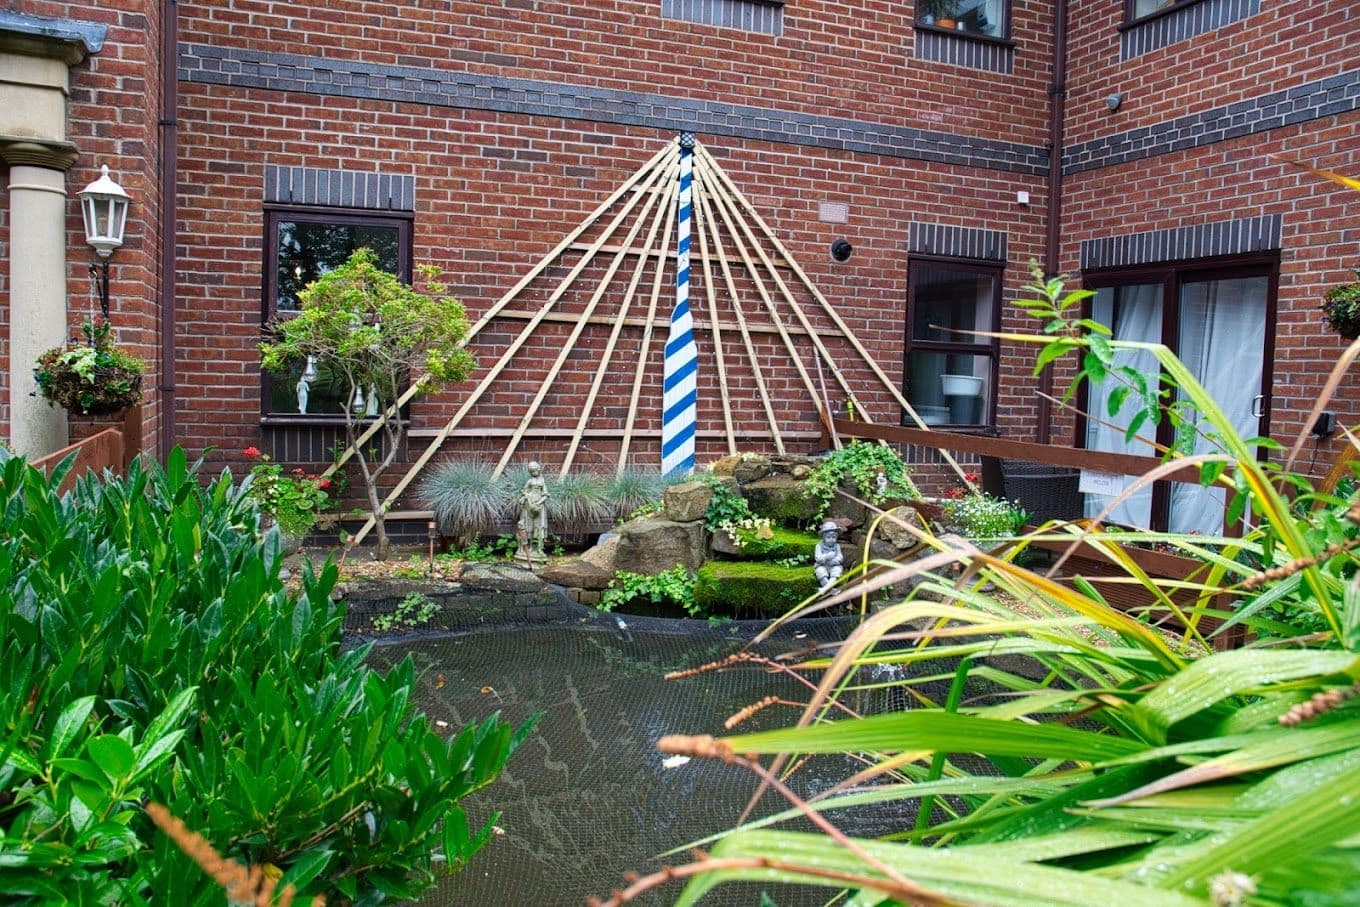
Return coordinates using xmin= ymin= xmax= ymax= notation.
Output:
xmin=917 ymin=0 xmax=1009 ymax=40
xmin=1127 ymin=0 xmax=1199 ymax=23
xmin=661 ymin=0 xmax=783 ymax=36
xmin=903 ymin=259 xmax=1001 ymax=429
xmin=262 ymin=207 xmax=412 ymax=420
xmin=1081 ymin=257 xmax=1278 ymax=533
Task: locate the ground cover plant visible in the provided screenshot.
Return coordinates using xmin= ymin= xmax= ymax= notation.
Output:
xmin=0 ymin=450 xmax=528 ymax=904
xmin=593 ymin=262 xmax=1360 ymax=906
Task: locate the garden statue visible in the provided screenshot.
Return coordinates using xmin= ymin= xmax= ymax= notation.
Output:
xmin=814 ymin=519 xmax=844 ymax=590
xmin=296 ymin=356 xmax=318 ymax=414
xmin=518 ymin=461 xmax=550 ymax=565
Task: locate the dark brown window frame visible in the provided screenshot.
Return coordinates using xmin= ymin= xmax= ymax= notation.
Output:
xmin=1121 ymin=0 xmax=1207 ymax=29
xmin=902 ymin=255 xmax=1004 ymax=431
xmin=914 ymin=0 xmax=1014 ymax=44
xmin=1078 ymin=251 xmax=1280 ymax=529
xmin=260 ymin=205 xmax=414 ymax=425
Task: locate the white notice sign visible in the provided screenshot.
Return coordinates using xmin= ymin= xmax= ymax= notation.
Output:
xmin=1079 ymin=470 xmax=1124 ymax=496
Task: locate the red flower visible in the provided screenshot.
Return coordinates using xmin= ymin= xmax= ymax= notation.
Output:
xmin=243 ymin=446 xmax=261 ymax=459
xmin=292 ymin=467 xmax=306 ymax=477
xmin=318 ymin=479 xmax=333 ymax=490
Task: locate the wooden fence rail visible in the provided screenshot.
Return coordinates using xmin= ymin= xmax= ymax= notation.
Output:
xmin=30 ymin=406 xmax=143 ymax=494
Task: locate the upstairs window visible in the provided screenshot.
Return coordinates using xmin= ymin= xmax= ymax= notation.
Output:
xmin=917 ymin=0 xmax=1010 ymax=40
xmin=261 ymin=207 xmax=411 ymax=421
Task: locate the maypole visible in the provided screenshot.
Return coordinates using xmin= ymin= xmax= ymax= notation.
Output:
xmin=661 ymin=132 xmax=699 ymax=477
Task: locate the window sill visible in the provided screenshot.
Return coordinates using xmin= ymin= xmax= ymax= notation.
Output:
xmin=1118 ymin=0 xmax=1208 ymax=32
xmin=913 ymin=23 xmax=1015 ymax=49
xmin=260 ymin=415 xmax=410 ymax=428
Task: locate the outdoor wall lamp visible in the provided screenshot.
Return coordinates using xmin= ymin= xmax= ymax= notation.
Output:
xmin=78 ymin=164 xmax=132 ymax=320
xmin=830 ymin=238 xmax=853 ymax=262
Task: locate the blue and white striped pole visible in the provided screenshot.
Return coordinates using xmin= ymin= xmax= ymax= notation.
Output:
xmin=662 ymin=133 xmax=699 ymax=477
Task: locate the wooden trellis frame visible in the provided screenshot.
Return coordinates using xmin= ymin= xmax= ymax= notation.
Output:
xmin=342 ymin=135 xmax=962 ymax=546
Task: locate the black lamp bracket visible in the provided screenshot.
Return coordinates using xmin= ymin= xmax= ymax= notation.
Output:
xmin=89 ymin=258 xmax=110 ymax=321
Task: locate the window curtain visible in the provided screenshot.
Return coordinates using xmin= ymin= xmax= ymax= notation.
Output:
xmin=1169 ymin=276 xmax=1268 ymax=534
xmin=1084 ymin=284 xmax=1163 ymax=528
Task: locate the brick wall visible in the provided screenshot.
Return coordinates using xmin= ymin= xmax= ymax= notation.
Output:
xmin=172 ymin=0 xmax=1059 ymax=484
xmin=1060 ymin=0 xmax=1360 ymax=472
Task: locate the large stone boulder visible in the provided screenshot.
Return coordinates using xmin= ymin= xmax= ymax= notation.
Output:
xmin=825 ymin=479 xmax=869 ymax=530
xmin=613 ymin=516 xmax=707 ymax=575
xmin=538 ymin=557 xmax=612 ymax=591
xmin=733 ymin=455 xmax=772 ymax=484
xmin=663 ymin=480 xmax=712 ymax=523
xmin=710 ymin=525 xmax=818 ymax=561
xmin=709 ymin=454 xmax=742 ymax=477
xmin=692 ymin=560 xmax=820 ymax=617
xmin=742 ymin=475 xmax=820 ymax=525
xmin=879 ymin=505 xmax=927 ymax=551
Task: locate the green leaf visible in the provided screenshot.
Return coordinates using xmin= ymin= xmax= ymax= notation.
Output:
xmin=1106 ymin=385 xmax=1131 ymax=418
xmin=1032 ymin=340 xmax=1077 ymax=376
xmin=1199 ymin=460 xmax=1227 ymax=487
xmin=86 ymin=735 xmax=136 ymax=781
xmin=715 ymin=711 xmax=1144 ymax=762
xmin=48 ymin=696 xmax=97 ymax=761
xmin=276 ymin=848 xmax=333 ymax=895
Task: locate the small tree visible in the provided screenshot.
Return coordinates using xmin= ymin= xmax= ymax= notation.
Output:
xmin=260 ymin=248 xmax=475 ymax=558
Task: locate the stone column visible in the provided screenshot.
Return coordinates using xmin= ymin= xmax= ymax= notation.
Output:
xmin=0 ymin=11 xmax=104 ymax=456
xmin=4 ymin=143 xmax=76 ymax=456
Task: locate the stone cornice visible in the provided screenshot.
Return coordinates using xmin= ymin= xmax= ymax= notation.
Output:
xmin=0 ymin=10 xmax=106 ymax=66
xmin=0 ymin=137 xmax=79 ymax=171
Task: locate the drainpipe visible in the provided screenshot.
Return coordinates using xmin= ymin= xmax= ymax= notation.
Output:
xmin=1036 ymin=0 xmax=1068 ymax=445
xmin=157 ymin=0 xmax=178 ymax=460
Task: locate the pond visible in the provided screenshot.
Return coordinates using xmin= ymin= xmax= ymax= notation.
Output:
xmin=359 ymin=596 xmax=906 ymax=906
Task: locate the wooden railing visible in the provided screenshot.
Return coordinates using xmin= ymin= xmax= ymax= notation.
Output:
xmin=30 ymin=406 xmax=143 ymax=494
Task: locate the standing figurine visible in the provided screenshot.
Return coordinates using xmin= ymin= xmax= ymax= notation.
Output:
xmin=518 ymin=461 xmax=550 ymax=565
xmin=814 ymin=519 xmax=844 ymax=590
xmin=876 ymin=470 xmax=888 ymax=500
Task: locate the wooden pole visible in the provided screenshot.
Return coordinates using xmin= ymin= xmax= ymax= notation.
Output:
xmin=697 ymin=143 xmax=974 ymax=482
xmin=692 ymin=165 xmax=785 ymax=453
xmin=496 ymin=157 xmax=681 ymax=477
xmin=347 ymin=144 xmax=680 ymax=545
xmin=322 ymin=141 xmax=680 ymax=481
xmin=692 ymin=165 xmax=737 ymax=456
xmin=701 ymin=156 xmax=825 ymax=433
xmin=564 ymin=157 xmax=681 ymax=477
xmin=618 ymin=178 xmax=680 ymax=470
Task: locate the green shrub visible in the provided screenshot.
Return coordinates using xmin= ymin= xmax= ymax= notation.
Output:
xmin=805 ymin=441 xmax=918 ymax=519
xmin=716 ymin=525 xmax=819 ymax=561
xmin=600 ymin=566 xmax=697 ymax=616
xmin=546 ymin=471 xmax=611 ymax=533
xmin=419 ymin=458 xmax=511 ymax=545
xmin=942 ymin=492 xmax=1028 ymax=540
xmin=0 ymin=449 xmax=529 ymax=904
xmin=374 ymin=591 xmax=440 ymax=631
xmin=692 ymin=561 xmax=820 ymax=617
xmin=603 ymin=468 xmax=668 ymax=520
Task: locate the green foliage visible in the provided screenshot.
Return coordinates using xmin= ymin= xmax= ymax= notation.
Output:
xmin=942 ymin=492 xmax=1028 ymax=541
xmin=449 ymin=534 xmax=520 ymax=563
xmin=419 ymin=458 xmax=511 ymax=545
xmin=1322 ymin=271 xmax=1360 ymax=340
xmin=33 ymin=316 xmax=145 ymax=415
xmin=545 ymin=471 xmax=611 ymax=534
xmin=603 ymin=468 xmax=668 ymax=520
xmin=660 ymin=285 xmax=1360 ymax=904
xmin=716 ymin=525 xmax=819 ymax=562
xmin=805 ymin=441 xmax=917 ymax=519
xmin=241 ymin=447 xmax=331 ymax=536
xmin=600 ymin=567 xmax=698 ymax=616
xmin=260 ymin=248 xmax=476 ymax=558
xmin=696 ymin=473 xmax=758 ymax=532
xmin=373 ymin=592 xmax=439 ymax=632
xmin=0 ymin=449 xmax=526 ymax=904
xmin=692 ymin=561 xmax=820 ymax=617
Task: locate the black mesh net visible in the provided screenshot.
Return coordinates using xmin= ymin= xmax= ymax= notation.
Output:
xmin=356 ymin=577 xmax=927 ymax=907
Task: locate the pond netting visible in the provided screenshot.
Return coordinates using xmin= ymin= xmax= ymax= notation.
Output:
xmin=353 ymin=573 xmax=957 ymax=907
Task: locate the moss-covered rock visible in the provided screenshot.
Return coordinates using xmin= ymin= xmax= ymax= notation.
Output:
xmin=693 ymin=560 xmax=820 ymax=617
xmin=742 ymin=475 xmax=820 ymax=525
xmin=710 ymin=525 xmax=818 ymax=561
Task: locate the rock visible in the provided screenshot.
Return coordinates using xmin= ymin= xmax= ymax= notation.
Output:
xmin=846 ymin=529 xmax=899 ymax=562
xmin=538 ymin=557 xmax=612 ymax=590
xmin=826 ymin=480 xmax=868 ymax=529
xmin=459 ymin=562 xmax=547 ymax=593
xmin=692 ymin=560 xmax=820 ymax=617
xmin=709 ymin=454 xmax=742 ymax=477
xmin=791 ymin=464 xmax=811 ymax=479
xmin=742 ymin=475 xmax=819 ymax=525
xmin=614 ymin=516 xmax=707 ymax=575
xmin=879 ymin=506 xmax=926 ymax=551
xmin=663 ymin=480 xmax=713 ymax=523
xmin=580 ymin=535 xmax=619 ymax=574
xmin=733 ymin=456 xmax=772 ymax=484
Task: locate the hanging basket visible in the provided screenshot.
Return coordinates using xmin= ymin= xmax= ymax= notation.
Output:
xmin=36 ymin=362 xmax=143 ymax=416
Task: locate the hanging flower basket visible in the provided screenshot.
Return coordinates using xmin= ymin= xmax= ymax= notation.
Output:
xmin=34 ymin=317 xmax=145 ymax=416
xmin=1322 ymin=273 xmax=1360 ymax=341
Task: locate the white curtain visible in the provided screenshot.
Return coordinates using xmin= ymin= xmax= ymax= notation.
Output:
xmin=1169 ymin=277 xmax=1268 ymax=534
xmin=1084 ymin=284 xmax=1162 ymax=528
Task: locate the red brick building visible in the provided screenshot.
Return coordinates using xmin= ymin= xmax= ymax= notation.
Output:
xmin=2 ymin=1 xmax=1356 ymax=532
